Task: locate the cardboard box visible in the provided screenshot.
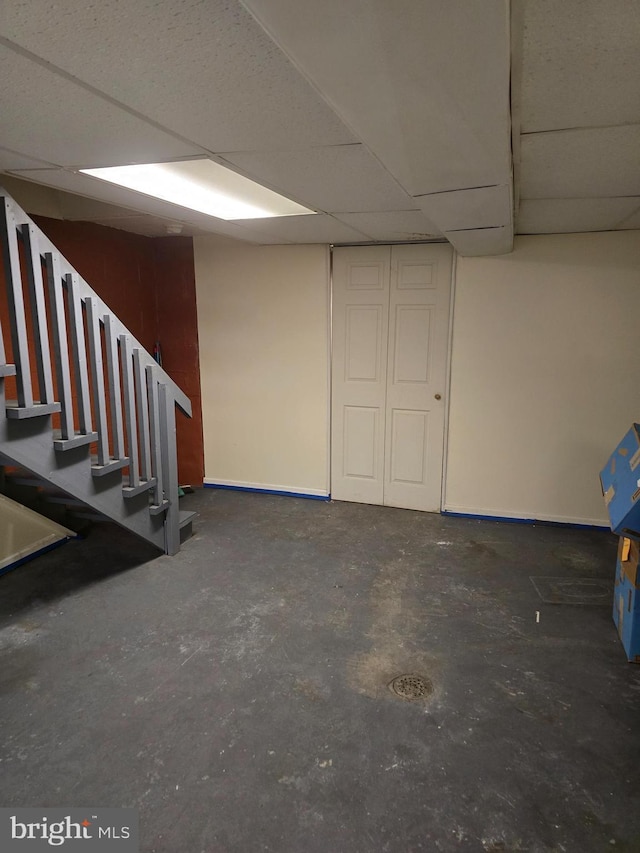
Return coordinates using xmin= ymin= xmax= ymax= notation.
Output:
xmin=617 ymin=535 xmax=640 ymax=586
xmin=600 ymin=425 xmax=640 ymax=540
xmin=613 ymin=536 xmax=640 ymax=662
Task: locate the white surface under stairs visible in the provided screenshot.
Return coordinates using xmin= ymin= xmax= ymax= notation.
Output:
xmin=0 ymin=493 xmax=74 ymax=572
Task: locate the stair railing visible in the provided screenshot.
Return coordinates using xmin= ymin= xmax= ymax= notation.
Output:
xmin=0 ymin=188 xmax=191 ymax=555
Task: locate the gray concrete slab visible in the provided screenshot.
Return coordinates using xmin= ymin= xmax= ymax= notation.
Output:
xmin=0 ymin=489 xmax=639 ymax=852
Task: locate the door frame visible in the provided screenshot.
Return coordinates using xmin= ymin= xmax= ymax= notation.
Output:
xmin=439 ymin=249 xmax=457 ymax=512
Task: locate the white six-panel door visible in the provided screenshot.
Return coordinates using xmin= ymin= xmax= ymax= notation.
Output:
xmin=331 ymin=244 xmax=452 ymax=512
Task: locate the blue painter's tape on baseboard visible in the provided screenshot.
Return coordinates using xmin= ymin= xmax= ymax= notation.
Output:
xmin=0 ymin=537 xmax=73 ymax=579
xmin=441 ymin=509 xmax=609 ymax=531
xmin=204 ymin=482 xmax=331 ymax=502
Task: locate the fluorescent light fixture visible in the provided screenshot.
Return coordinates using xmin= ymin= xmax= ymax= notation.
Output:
xmin=80 ymin=159 xmax=315 ymax=220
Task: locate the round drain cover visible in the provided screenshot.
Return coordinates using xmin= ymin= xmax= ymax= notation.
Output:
xmin=389 ymin=674 xmax=433 ymax=700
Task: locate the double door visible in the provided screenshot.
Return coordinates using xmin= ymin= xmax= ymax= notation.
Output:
xmin=331 ymin=244 xmax=452 ymax=511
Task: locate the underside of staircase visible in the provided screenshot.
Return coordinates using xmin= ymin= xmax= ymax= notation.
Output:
xmin=0 ymin=188 xmax=194 ymax=555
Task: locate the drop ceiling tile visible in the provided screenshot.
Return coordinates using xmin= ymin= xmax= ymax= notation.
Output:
xmin=517 ymin=198 xmax=640 ymax=234
xmin=221 ymin=145 xmax=414 ymax=213
xmin=334 ymin=211 xmax=442 ymax=241
xmin=444 ymin=226 xmax=513 ymax=257
xmin=0 ymin=45 xmax=199 ymax=167
xmin=232 ymin=214 xmax=370 ymax=244
xmin=240 ymin=0 xmax=511 ymax=194
xmin=521 ymin=0 xmax=640 ymax=132
xmin=416 ymin=185 xmax=512 ymax=232
xmin=520 ymin=126 xmax=640 ymax=198
xmin=2 ymin=0 xmax=356 ymax=152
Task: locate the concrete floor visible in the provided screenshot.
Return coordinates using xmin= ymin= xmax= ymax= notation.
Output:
xmin=1 ymin=488 xmax=639 ymax=852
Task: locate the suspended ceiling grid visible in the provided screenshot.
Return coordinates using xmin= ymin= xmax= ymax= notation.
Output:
xmin=0 ymin=0 xmax=638 ymax=253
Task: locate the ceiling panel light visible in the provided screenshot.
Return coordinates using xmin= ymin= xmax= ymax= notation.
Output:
xmin=80 ymin=159 xmax=315 ymax=220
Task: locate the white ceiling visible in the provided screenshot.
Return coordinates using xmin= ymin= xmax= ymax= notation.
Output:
xmin=515 ymin=0 xmax=640 ymax=235
xmin=0 ymin=0 xmax=638 ymax=254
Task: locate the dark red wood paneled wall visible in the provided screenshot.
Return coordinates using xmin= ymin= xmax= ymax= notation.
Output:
xmin=152 ymin=236 xmax=204 ymax=489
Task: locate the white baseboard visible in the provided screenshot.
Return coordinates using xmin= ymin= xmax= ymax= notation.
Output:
xmin=203 ymin=477 xmax=329 ymax=499
xmin=442 ymin=502 xmax=609 ymax=528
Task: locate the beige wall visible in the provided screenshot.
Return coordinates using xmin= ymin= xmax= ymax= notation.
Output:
xmin=445 ymin=232 xmax=640 ymax=525
xmin=194 ymin=241 xmax=330 ymax=495
xmin=194 ymin=231 xmax=640 ymax=521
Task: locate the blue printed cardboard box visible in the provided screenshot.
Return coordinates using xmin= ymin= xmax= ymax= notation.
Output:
xmin=613 ymin=537 xmax=640 ymax=663
xmin=600 ymin=424 xmax=640 ymax=540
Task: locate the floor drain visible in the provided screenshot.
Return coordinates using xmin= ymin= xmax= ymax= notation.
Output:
xmin=389 ymin=674 xmax=433 ymax=700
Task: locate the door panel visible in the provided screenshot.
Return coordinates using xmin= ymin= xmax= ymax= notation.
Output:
xmin=389 ymin=408 xmax=429 ymax=485
xmin=331 ymin=247 xmax=389 ymax=504
xmin=345 ymin=306 xmax=383 ymax=381
xmin=392 ymin=305 xmax=432 ymax=383
xmin=343 ymin=406 xmax=380 ymax=479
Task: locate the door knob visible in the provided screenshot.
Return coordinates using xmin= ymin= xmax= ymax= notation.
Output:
xmin=434 ymin=393 xmax=442 ymax=400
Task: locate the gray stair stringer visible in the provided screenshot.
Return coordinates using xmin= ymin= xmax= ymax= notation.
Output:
xmin=0 ymin=384 xmax=165 ymax=551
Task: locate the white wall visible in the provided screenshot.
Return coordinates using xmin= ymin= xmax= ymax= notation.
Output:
xmin=445 ymin=232 xmax=640 ymax=525
xmin=194 ymin=241 xmax=329 ymax=496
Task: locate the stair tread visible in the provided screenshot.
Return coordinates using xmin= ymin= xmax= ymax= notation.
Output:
xmin=179 ymin=509 xmax=198 ymax=528
xmin=122 ymin=477 xmax=157 ymax=498
xmin=149 ymin=500 xmax=169 ymax=516
xmin=91 ymin=456 xmax=129 ymax=477
xmin=53 ymin=431 xmax=98 ymax=450
xmin=6 ymin=401 xmax=61 ymax=419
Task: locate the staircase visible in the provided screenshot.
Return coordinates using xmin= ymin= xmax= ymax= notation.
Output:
xmin=0 ymin=188 xmax=194 ymax=555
